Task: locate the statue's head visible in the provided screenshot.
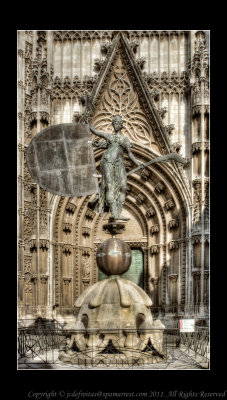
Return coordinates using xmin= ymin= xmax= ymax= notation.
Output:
xmin=112 ymin=115 xmax=123 ymax=132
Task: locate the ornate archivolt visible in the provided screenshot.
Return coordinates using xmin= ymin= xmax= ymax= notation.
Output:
xmin=50 ymin=144 xmax=188 ymax=312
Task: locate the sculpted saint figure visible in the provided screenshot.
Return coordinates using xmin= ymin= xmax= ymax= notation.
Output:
xmin=89 ymin=115 xmax=144 ymax=220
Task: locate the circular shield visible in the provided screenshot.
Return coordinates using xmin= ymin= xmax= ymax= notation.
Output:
xmin=26 ymin=123 xmax=99 ymax=197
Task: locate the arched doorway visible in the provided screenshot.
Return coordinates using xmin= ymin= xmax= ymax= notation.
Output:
xmin=51 ymin=144 xmax=190 ymax=323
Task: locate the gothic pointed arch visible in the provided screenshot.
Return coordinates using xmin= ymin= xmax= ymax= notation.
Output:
xmin=88 ymin=31 xmax=191 ymax=207
xmin=89 ymin=32 xmax=171 ymax=155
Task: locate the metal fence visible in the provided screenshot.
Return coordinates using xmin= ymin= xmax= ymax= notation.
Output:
xmin=17 ymin=320 xmax=209 ymax=369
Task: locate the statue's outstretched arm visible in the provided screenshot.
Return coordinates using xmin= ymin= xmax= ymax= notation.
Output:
xmin=127 ymin=152 xmax=190 ymax=176
xmin=126 ymin=145 xmax=143 ymax=167
xmin=89 ymin=124 xmax=108 ymax=140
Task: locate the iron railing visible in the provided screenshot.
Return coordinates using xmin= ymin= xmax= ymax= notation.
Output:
xmin=17 ymin=321 xmax=209 ymax=369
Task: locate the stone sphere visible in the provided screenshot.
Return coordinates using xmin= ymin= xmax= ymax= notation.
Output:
xmin=96 ymin=238 xmax=131 ymax=276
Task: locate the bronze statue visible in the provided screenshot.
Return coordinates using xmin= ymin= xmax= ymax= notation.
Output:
xmin=26 ymin=109 xmax=189 ymax=219
xmin=89 ymin=114 xmax=189 ymax=221
xmin=89 ymin=115 xmax=144 ymax=220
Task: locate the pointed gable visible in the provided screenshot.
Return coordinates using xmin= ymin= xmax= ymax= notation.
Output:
xmin=89 ymin=32 xmax=171 ymax=155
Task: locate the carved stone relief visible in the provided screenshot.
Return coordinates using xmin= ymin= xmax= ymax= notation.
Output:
xmin=92 ymin=53 xmax=156 ymax=148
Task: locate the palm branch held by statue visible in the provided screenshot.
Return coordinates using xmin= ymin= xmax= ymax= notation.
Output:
xmin=88 ymin=115 xmax=189 ymax=221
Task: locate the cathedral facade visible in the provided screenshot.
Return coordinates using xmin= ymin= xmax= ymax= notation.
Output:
xmin=17 ymin=30 xmax=209 ymax=327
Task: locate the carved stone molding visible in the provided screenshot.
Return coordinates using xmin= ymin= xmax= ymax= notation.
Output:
xmin=18 ymin=207 xmax=24 ymax=216
xmin=150 ymin=245 xmax=160 ymax=254
xmin=63 ymin=277 xmax=72 ymax=285
xmin=204 ymin=234 xmax=209 ymax=243
xmin=192 ymin=105 xmax=201 ymax=116
xmin=53 ymin=31 xmax=112 ymax=41
xmin=143 ymin=70 xmax=189 ymax=96
xmin=18 ymin=175 xmax=23 ymax=184
xmin=18 ymin=143 xmax=25 ymax=154
xmin=140 ymin=168 xmax=150 ymax=181
xmin=40 ymin=111 xmax=50 ymax=123
xmin=85 ymin=209 xmax=96 ymax=220
xmin=94 ymin=58 xmax=105 ymax=71
xmin=136 ymin=57 xmax=146 ymax=70
xmin=62 ymin=244 xmax=72 ymax=255
xmin=192 ymin=179 xmax=202 ymax=225
xmin=29 ymin=239 xmax=37 ymax=250
xmin=146 ymin=206 xmax=156 ymax=218
xmin=24 ymin=282 xmax=33 ymax=293
xmin=204 ymin=142 xmax=209 ymax=151
xmin=18 ymin=49 xmax=24 ymax=58
xmin=24 ymin=255 xmax=32 ymax=275
xmin=82 ymin=227 xmax=91 ymax=236
xmin=169 ymin=241 xmax=179 ymax=250
xmin=129 ymin=40 xmax=139 ymax=53
xmin=63 ymin=223 xmax=72 ymax=234
xmin=18 ymin=81 xmax=25 ymax=90
xmin=39 ymin=239 xmax=49 ymax=250
xmin=52 ymin=74 xmax=97 ymax=101
xmin=169 ymin=219 xmax=179 ymax=229
xmin=30 ymin=112 xmax=37 ymax=123
xmin=149 ymin=88 xmax=160 ymax=100
xmin=157 ymin=107 xmax=167 ymax=119
xmin=169 ymin=273 xmax=178 ymax=281
xmin=150 ymin=224 xmax=159 ymax=235
xmin=65 ymin=202 xmax=76 ymax=215
xmin=151 ymin=276 xmax=159 ymax=285
xmin=191 ymin=235 xmax=201 ymax=244
xmin=136 ymin=193 xmax=146 ymax=205
xmin=81 ymin=249 xmax=91 ymax=257
xmin=101 ymin=41 xmax=112 ymax=54
xmin=192 ymin=271 xmax=201 ymax=278
xmin=155 ymin=182 xmax=165 ymax=194
xmin=165 ymin=124 xmax=175 ymax=136
xmin=164 ymin=199 xmax=175 ymax=211
xmin=192 ymin=178 xmax=201 ymax=186
xmin=192 ymin=142 xmax=202 ymax=153
xmin=204 ymin=105 xmax=210 ymax=114
xmin=40 ymin=275 xmax=49 ymax=283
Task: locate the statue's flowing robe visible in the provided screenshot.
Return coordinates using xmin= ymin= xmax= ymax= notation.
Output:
xmin=92 ymin=134 xmax=132 ymax=215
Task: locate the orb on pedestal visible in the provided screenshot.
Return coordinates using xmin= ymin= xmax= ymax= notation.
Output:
xmin=96 ymin=238 xmax=131 ymax=276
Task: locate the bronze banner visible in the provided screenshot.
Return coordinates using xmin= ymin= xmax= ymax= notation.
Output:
xmin=26 ymin=123 xmax=99 ymax=197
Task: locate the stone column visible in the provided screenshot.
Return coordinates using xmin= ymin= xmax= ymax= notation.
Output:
xmin=189 ymin=31 xmax=209 ymax=319
xmin=151 ymin=277 xmax=159 ymax=307
xmin=192 ymin=271 xmax=201 ymax=315
xmin=169 ymin=274 xmax=178 ymax=312
xmin=150 ymin=245 xmax=160 ymax=309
